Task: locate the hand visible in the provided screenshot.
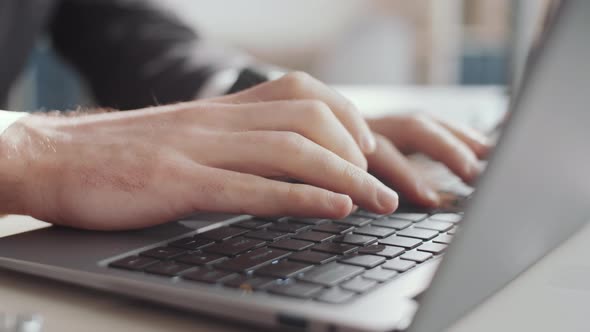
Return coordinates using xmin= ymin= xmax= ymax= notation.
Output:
xmin=2 ymin=90 xmax=397 ymax=230
xmin=366 ymin=113 xmax=491 ymax=207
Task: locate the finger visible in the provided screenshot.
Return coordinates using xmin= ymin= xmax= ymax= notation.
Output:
xmin=433 ymin=117 xmax=491 ymax=159
xmin=189 ymin=166 xmax=354 ymax=219
xmin=213 ymin=100 xmax=367 ymax=170
xmin=196 ymin=131 xmax=398 ymax=214
xmin=367 ymin=134 xmax=440 ymax=207
xmin=379 ymin=115 xmax=482 ymax=182
xmin=212 ymin=72 xmax=377 ymax=154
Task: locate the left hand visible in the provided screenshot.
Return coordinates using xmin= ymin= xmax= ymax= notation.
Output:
xmin=366 ymin=113 xmax=491 ymax=207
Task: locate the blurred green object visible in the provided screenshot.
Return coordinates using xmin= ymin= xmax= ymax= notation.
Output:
xmin=460 ymin=48 xmax=508 ymax=85
xmin=15 ymin=39 xmax=88 ymax=112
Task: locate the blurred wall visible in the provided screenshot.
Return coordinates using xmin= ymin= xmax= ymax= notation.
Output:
xmin=8 ymin=0 xmax=531 ymax=112
xmin=157 ymin=0 xmax=416 ymax=84
xmin=158 ymin=0 xmax=515 ymax=86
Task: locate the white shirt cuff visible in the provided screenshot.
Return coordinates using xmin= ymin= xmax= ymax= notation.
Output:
xmin=196 ymin=69 xmax=241 ymax=99
xmin=195 ymin=68 xmax=285 ymax=100
xmin=0 ymin=111 xmax=30 ymax=136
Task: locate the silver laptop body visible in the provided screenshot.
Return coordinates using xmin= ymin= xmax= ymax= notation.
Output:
xmin=1 ymin=1 xmax=589 ymax=331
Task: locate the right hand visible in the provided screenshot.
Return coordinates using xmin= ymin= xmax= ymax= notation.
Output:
xmin=5 ymin=87 xmax=398 ymax=230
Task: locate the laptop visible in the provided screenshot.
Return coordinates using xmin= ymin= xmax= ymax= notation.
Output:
xmin=1 ymin=1 xmax=588 ymax=331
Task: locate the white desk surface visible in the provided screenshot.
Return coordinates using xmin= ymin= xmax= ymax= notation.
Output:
xmin=0 ymin=86 xmax=524 ymax=332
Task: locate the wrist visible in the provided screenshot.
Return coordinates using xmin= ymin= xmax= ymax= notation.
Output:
xmin=0 ymin=118 xmax=34 ymax=215
xmin=0 ymin=115 xmax=63 ymax=216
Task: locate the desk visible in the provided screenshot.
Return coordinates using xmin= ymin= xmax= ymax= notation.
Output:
xmin=0 ymin=86 xmax=511 ymax=332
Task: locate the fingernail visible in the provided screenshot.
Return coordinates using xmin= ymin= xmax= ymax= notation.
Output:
xmin=377 ymin=185 xmax=398 ymax=212
xmin=360 ymin=133 xmax=377 ymax=154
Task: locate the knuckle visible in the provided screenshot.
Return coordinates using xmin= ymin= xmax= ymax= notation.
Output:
xmin=340 ymin=162 xmax=368 ymax=186
xmin=303 ymin=100 xmax=333 ymax=122
xmin=275 ymin=132 xmax=309 ymax=155
xmin=406 ymin=113 xmax=433 ymax=131
xmin=281 ymin=71 xmax=313 ymax=95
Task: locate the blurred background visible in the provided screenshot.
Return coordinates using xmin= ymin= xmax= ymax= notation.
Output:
xmin=7 ymin=0 xmax=552 ymax=112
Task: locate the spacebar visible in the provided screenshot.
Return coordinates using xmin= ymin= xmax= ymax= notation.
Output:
xmin=217 ymin=248 xmax=290 ymax=272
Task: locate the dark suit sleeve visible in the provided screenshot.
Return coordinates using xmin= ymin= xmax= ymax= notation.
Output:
xmin=49 ymin=0 xmax=249 ymax=110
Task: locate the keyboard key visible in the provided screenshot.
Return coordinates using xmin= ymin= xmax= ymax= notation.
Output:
xmin=253 ymin=216 xmax=284 ymax=222
xmin=182 ymin=268 xmax=236 ymax=284
xmin=233 ymin=219 xmax=272 ymax=230
xmin=292 ymin=231 xmax=335 ymax=243
xmin=382 ymin=259 xmax=416 ymax=272
xmin=316 ymin=288 xmax=355 ymax=304
xmin=341 ymin=277 xmax=377 ymax=293
xmin=197 ymin=227 xmax=248 ymax=241
xmin=448 ymin=226 xmax=459 ymax=235
xmin=224 ymin=275 xmax=275 ymax=291
xmin=217 ymin=248 xmax=290 ymax=272
xmin=429 ymin=213 xmax=462 ymax=223
xmin=140 ymin=246 xmax=186 ymax=260
xmin=379 ymin=236 xmax=422 ymax=249
xmin=299 ymin=262 xmax=364 ymax=287
xmin=334 ymin=234 xmax=378 ymax=246
xmin=255 ymin=260 xmax=313 ymax=278
xmin=312 ymin=242 xmax=358 ymax=255
xmin=358 ymin=245 xmax=404 ymax=259
xmin=289 ymin=251 xmax=337 ymax=265
xmin=414 ymin=220 xmax=453 ymax=232
xmin=334 ymin=216 xmax=372 ymax=227
xmin=267 ymin=281 xmax=324 ymax=299
xmin=340 ymin=255 xmax=386 ymax=269
xmin=400 ymin=250 xmax=433 ymax=263
xmin=363 ymin=267 xmax=398 ymax=282
xmin=269 ymin=239 xmax=314 ymax=251
xmin=353 ymin=226 xmax=396 ymax=238
xmin=109 ymin=256 xmax=158 ymax=271
xmin=176 ymin=252 xmax=226 ymax=266
xmin=204 ymin=237 xmax=265 ymax=256
xmin=268 ymin=222 xmax=310 ymax=233
xmin=433 ymin=234 xmax=453 ymax=244
xmin=144 ymin=261 xmax=193 ymax=276
xmin=169 ymin=237 xmax=214 ymax=251
xmin=245 ymin=230 xmax=290 ymax=241
xmin=396 ymin=228 xmax=438 ymax=241
xmin=371 ymin=218 xmax=412 ymax=230
xmin=352 ymin=210 xmax=384 ymax=219
xmin=285 ymin=217 xmax=328 ymax=225
xmin=418 ymin=242 xmax=447 ymax=254
xmin=390 ymin=213 xmax=428 ymax=222
xmin=312 ymin=223 xmax=354 ymax=235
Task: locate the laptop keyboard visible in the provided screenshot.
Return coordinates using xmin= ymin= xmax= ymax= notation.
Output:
xmin=108 ymin=210 xmax=461 ymax=304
